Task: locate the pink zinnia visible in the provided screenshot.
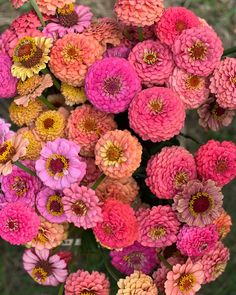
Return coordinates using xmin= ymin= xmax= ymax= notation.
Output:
xmin=62 ymin=184 xmax=103 ymax=229
xmin=10 ymin=11 xmax=42 ymax=35
xmin=93 ymin=199 xmax=138 ymax=249
xmin=81 ymin=157 xmax=102 ymax=186
xmin=195 ymin=139 xmax=236 ymax=186
xmin=210 ymin=57 xmax=236 ymax=109
xmin=85 ymin=57 xmax=141 ymax=113
xmin=172 ymin=27 xmax=223 ymax=77
xmin=23 ymin=248 xmax=68 ymax=286
xmin=146 ymin=146 xmax=197 ymax=199
xmin=155 ymin=7 xmax=200 ymax=45
xmin=168 ymin=67 xmax=210 ymax=109
xmin=128 ymin=40 xmax=174 ymax=87
xmin=35 ymin=138 xmax=86 ymax=190
xmin=0 ymin=202 xmax=40 ymax=245
xmin=137 ymin=205 xmax=180 ymax=248
xmin=11 ymin=0 xmax=28 ymax=8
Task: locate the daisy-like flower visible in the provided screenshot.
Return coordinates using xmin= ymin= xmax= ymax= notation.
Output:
xmin=23 ymin=248 xmax=68 ymax=286
xmin=36 ymin=187 xmax=67 ymax=223
xmin=146 ymin=146 xmax=197 ymax=199
xmin=137 ymin=205 xmax=180 ymax=248
xmin=155 ymin=7 xmax=200 ymax=45
xmin=172 ymin=27 xmax=223 ymax=77
xmin=12 ymin=36 xmax=53 ymax=81
xmin=165 ymin=258 xmax=204 ymax=295
xmin=0 ymin=119 xmax=14 ymax=145
xmin=93 ymin=199 xmax=138 ymax=249
xmin=43 ymin=4 xmax=93 ymax=39
xmin=81 ymin=157 xmax=101 ymax=186
xmin=128 ymin=40 xmax=174 ymax=87
xmin=95 ymin=130 xmax=142 ymax=179
xmin=67 ymin=104 xmax=117 ymax=157
xmin=210 ymin=57 xmax=236 ymax=109
xmin=49 ymin=33 xmax=104 ymax=87
xmin=195 ymin=139 xmax=236 ymax=186
xmin=36 ymin=138 xmax=86 ymax=190
xmin=173 ymin=179 xmax=223 ymax=227
xmin=62 ymin=184 xmax=103 ymax=229
xmin=0 ymin=134 xmax=28 ymax=176
xmin=129 ymin=87 xmax=185 ymax=142
xmin=15 ymin=74 xmax=53 ymax=107
xmin=64 ymin=270 xmax=110 ymax=295
xmin=61 ymin=83 xmax=87 ymax=106
xmin=168 ymin=67 xmax=210 ymax=109
xmin=0 ymin=202 xmax=40 ymax=245
xmin=198 ymin=96 xmax=235 ymax=131
xmin=213 ymin=210 xmax=232 ymax=239
xmin=117 ymin=271 xmax=158 ymax=295
xmin=85 ymin=57 xmax=141 ymax=113
xmin=110 ymin=241 xmax=158 ymax=275
xmin=115 ymin=0 xmax=164 ymax=27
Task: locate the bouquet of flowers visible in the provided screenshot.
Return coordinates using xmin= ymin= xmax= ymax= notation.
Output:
xmin=0 ymin=0 xmax=235 ymax=294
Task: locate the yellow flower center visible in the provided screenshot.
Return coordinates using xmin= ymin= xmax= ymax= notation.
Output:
xmin=213 ymin=263 xmax=227 ymax=279
xmin=46 ymin=195 xmax=64 ymax=216
xmin=174 ymin=171 xmax=189 ymax=188
xmin=72 ymin=200 xmax=88 ymax=216
xmin=215 ymin=159 xmax=228 ymax=173
xmin=17 ymin=75 xmax=42 ymax=96
xmin=57 ymin=4 xmax=78 ymax=28
xmin=178 ymin=274 xmax=196 ymax=292
xmin=143 ymin=51 xmax=159 ymax=65
xmin=189 ymin=192 xmax=214 ymax=217
xmin=32 ymin=267 xmax=48 ymax=284
xmin=231 ymin=75 xmax=236 ymax=84
xmin=175 ymin=20 xmax=187 ymax=32
xmin=57 ymin=3 xmax=75 ymax=15
xmin=148 ymin=226 xmax=166 ymax=240
xmin=188 ymin=41 xmax=208 ymax=60
xmin=35 ymin=227 xmax=49 ymax=244
xmin=186 ymin=75 xmax=203 ymax=90
xmin=79 ymin=117 xmax=99 ymax=134
xmin=46 ymin=154 xmax=69 ymax=177
xmin=0 ymin=141 xmax=16 ymax=164
xmin=79 ymin=291 xmax=96 ymax=295
xmin=63 ymin=44 xmax=81 ymax=62
xmin=149 ymin=99 xmax=163 ymax=113
xmin=11 ymin=177 xmax=27 ymax=196
xmin=101 ymin=142 xmax=125 ymax=166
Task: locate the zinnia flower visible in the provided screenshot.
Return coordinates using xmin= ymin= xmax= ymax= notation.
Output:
xmin=85 ymin=57 xmax=141 ymax=113
xmin=95 ymin=130 xmax=142 ymax=179
xmin=62 ymin=184 xmax=103 ymax=229
xmin=64 ymin=270 xmax=110 ymax=295
xmin=0 ymin=202 xmax=40 ymax=245
xmin=23 ymin=248 xmax=68 ymax=286
xmin=61 ymin=83 xmax=87 ymax=106
xmin=117 ymin=271 xmax=158 ymax=295
xmin=11 ymin=0 xmax=28 ymax=9
xmin=81 ymin=157 xmax=101 ymax=186
xmin=128 ymin=87 xmax=185 ymax=142
xmin=104 ymin=45 xmax=131 ymax=59
xmin=35 ymin=138 xmax=86 ymax=190
xmin=128 ymin=40 xmax=174 ymax=87
xmin=146 ymin=146 xmax=197 ymax=199
xmin=10 ymin=11 xmax=42 ymax=35
xmin=172 ymin=27 xmax=223 ymax=77
xmin=213 ymin=210 xmax=232 ymax=239
xmin=12 ymin=36 xmax=53 ymax=81
xmin=35 ymin=0 xmax=75 ymax=16
xmin=195 ymin=139 xmax=236 ymax=186
xmin=93 ymin=199 xmax=138 ymax=249
xmin=173 ymin=179 xmax=223 ymax=227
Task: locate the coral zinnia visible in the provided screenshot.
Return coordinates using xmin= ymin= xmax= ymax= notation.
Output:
xmin=35 ymin=0 xmax=75 ymax=16
xmin=213 ymin=210 xmax=232 ymax=240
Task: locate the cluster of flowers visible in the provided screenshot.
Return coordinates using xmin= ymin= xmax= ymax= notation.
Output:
xmin=0 ymin=0 xmax=235 ymax=294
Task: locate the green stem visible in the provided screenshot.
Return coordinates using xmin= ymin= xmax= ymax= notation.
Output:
xmin=91 ymin=173 xmax=106 ymax=190
xmin=157 ymin=253 xmax=172 ymax=270
xmin=223 ymin=46 xmax=236 ymax=56
xmin=179 ymin=132 xmax=201 ymax=145
xmin=42 ymin=68 xmax=61 ymax=91
xmin=58 ymin=284 xmax=64 ymax=295
xmin=138 ymin=27 xmax=144 ymax=42
xmin=29 ymin=0 xmax=46 ymax=27
xmin=38 ymin=95 xmax=57 ymax=110
xmin=14 ymin=161 xmax=37 ymax=177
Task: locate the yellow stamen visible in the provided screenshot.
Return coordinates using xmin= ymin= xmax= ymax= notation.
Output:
xmin=188 ymin=41 xmax=208 ymax=60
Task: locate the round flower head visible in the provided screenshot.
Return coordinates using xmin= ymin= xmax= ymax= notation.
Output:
xmin=0 ymin=53 xmax=18 ymax=99
xmin=36 ymin=187 xmax=67 ymax=223
xmin=67 ymin=104 xmax=117 ymax=157
xmin=81 ymin=157 xmax=101 ymax=186
xmin=196 ymin=242 xmax=230 ymax=284
xmin=49 ymin=33 xmax=104 ymax=87
xmin=155 ymin=7 xmax=200 ymax=45
xmin=110 ymin=241 xmax=158 ymax=275
xmin=210 ymin=57 xmax=236 ymax=109
xmin=62 ymin=184 xmax=103 ymax=229
xmin=44 ymin=5 xmax=93 ymax=39
xmin=15 ymin=74 xmax=53 ymax=107
xmin=137 ymin=205 xmax=180 ymax=248
xmin=95 ymin=130 xmax=142 ymax=179
xmin=124 ymin=25 xmax=156 ymax=43
xmin=11 ymin=0 xmax=28 ymax=8
xmin=195 ymin=140 xmax=236 ymax=186
xmin=117 ymin=271 xmax=158 ymax=295
xmin=172 ymin=27 xmax=223 ymax=77
xmin=85 ymin=57 xmax=141 ymax=113
xmin=115 ymin=0 xmax=164 ymax=27
xmin=23 ymin=248 xmax=68 ymax=286
xmin=129 ymin=87 xmax=185 ymax=142
xmin=61 ymin=83 xmax=87 ymax=106
xmin=93 ymin=199 xmax=138 ymax=249
xmin=10 ymin=11 xmax=42 ymax=35
xmin=0 ymin=118 xmax=14 ymax=145
xmin=104 ymin=45 xmax=131 ymax=59
xmin=198 ymin=96 xmax=235 ymax=131
xmin=36 ymin=138 xmax=86 ymax=190
xmin=128 ymin=40 xmax=174 ymax=87
xmin=0 ymin=202 xmax=40 ymax=245
xmin=96 ymin=177 xmax=139 ymax=204
xmin=173 ymin=179 xmax=223 ymax=227
xmin=9 ymin=100 xmax=43 ymax=127
xmin=176 ymin=225 xmax=218 ymax=258
xmin=146 ymin=146 xmax=197 ymax=199
xmin=12 ymin=36 xmax=53 ymax=81
xmin=1 ymin=161 xmax=41 ymax=207
xmin=35 ymin=0 xmax=75 ymax=15
xmin=65 ymin=270 xmax=110 ymax=295
xmin=213 ymin=210 xmax=232 ymax=240
xmin=167 ymin=67 xmax=210 ymax=109
xmin=165 ymin=258 xmax=204 ymax=295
